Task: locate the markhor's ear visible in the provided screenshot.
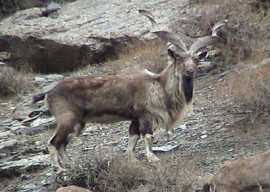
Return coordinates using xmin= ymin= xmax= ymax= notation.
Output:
xmin=168 ymin=48 xmax=176 ymax=59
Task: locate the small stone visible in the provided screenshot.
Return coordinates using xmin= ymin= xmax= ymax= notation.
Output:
xmin=56 ymin=185 xmax=93 ymax=192
xmin=82 ymin=147 xmax=92 ymax=151
xmin=21 ymin=174 xmax=32 ymax=180
xmin=41 ymin=179 xmax=50 ymax=186
xmin=35 ymin=141 xmax=41 ymax=145
xmin=178 ymin=124 xmax=186 ymax=130
xmin=0 ymin=126 xmax=8 ymax=132
xmin=200 ymin=135 xmax=207 ymax=139
xmin=21 ymin=183 xmax=37 ymax=191
xmin=9 ymin=106 xmax=16 ymax=111
xmin=0 ymin=131 xmax=13 ymax=139
xmin=2 ymin=119 xmax=12 ymax=126
xmin=121 ymin=136 xmax=129 ymax=140
xmin=201 ymin=130 xmax=207 ymax=135
xmin=30 ymin=117 xmax=55 ymax=127
xmin=9 ymin=125 xmax=27 ymax=132
xmin=219 ymin=71 xmax=228 ymax=78
xmin=152 ymin=144 xmax=179 ymax=152
xmin=0 ymin=139 xmax=17 ymax=150
xmin=45 ymin=74 xmax=63 ymax=81
xmin=45 ymin=172 xmax=53 ymax=177
xmin=33 ymin=77 xmax=46 ymax=82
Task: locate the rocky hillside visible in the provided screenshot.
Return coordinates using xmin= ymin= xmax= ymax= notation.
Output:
xmin=0 ymin=0 xmax=189 ymax=73
xmin=0 ymin=0 xmax=269 ymax=192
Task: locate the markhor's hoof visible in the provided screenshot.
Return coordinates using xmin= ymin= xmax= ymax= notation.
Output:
xmin=53 ymin=166 xmax=68 ymax=174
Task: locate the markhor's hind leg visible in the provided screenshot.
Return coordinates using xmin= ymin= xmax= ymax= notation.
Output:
xmin=48 ymin=113 xmax=81 ymax=173
xmin=75 ymin=122 xmax=86 ymax=137
xmin=47 ymin=133 xmax=66 ymax=173
xmin=58 ymin=122 xmax=86 ymax=168
xmin=58 ymin=137 xmax=72 ymax=167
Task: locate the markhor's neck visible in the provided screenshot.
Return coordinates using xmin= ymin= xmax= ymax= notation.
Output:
xmin=182 ymin=75 xmax=194 ymax=103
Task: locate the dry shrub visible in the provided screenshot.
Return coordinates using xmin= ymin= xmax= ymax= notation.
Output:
xmin=0 ymin=67 xmax=28 ymax=97
xmin=215 ymin=62 xmax=270 ymax=124
xmin=146 ymin=155 xmax=200 ymax=192
xmin=106 ymin=40 xmax=167 ymax=74
xmin=181 ymin=0 xmax=270 ymax=65
xmin=57 ymin=153 xmax=200 ymax=192
xmin=186 ymin=0 xmax=270 ymax=126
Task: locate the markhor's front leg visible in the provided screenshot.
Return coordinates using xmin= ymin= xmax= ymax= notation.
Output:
xmin=139 ymin=118 xmax=160 ymax=162
xmin=143 ymin=133 xmax=160 ymax=162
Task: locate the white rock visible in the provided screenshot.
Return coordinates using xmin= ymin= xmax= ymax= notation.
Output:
xmin=152 ymin=144 xmax=179 ymax=152
xmin=200 ymin=135 xmax=207 ymax=139
xmin=45 ymin=74 xmax=64 ymax=81
xmin=201 ymin=130 xmax=207 ymax=134
xmin=178 ymin=124 xmax=186 ymax=130
xmin=33 ymin=77 xmax=46 ymax=82
xmin=30 ymin=117 xmax=55 ymax=127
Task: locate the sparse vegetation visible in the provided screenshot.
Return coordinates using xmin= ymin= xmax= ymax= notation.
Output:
xmin=215 ymin=62 xmax=270 ymax=126
xmin=183 ymin=0 xmax=270 ymax=66
xmin=56 ymin=153 xmax=200 ymax=192
xmin=0 ymin=67 xmax=29 ymax=97
xmin=186 ymin=0 xmax=270 ymax=126
xmin=106 ymin=40 xmax=167 ymax=74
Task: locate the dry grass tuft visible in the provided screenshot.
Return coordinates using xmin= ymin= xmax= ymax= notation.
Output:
xmin=106 ymin=40 xmax=167 ymax=74
xmin=180 ymin=0 xmax=270 ymax=66
xmin=215 ymin=62 xmax=270 ymax=125
xmin=184 ymin=0 xmax=270 ymax=126
xmin=56 ymin=153 xmax=200 ymax=192
xmin=0 ymin=67 xmax=29 ymax=97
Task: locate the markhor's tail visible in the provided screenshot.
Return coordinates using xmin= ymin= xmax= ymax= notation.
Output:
xmin=32 ymin=92 xmax=46 ymax=103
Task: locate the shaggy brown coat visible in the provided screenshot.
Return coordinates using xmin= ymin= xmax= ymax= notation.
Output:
xmin=198 ymin=151 xmax=270 ymax=192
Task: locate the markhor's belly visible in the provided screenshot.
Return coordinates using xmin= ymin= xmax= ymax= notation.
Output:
xmin=82 ymin=114 xmax=128 ymax=124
